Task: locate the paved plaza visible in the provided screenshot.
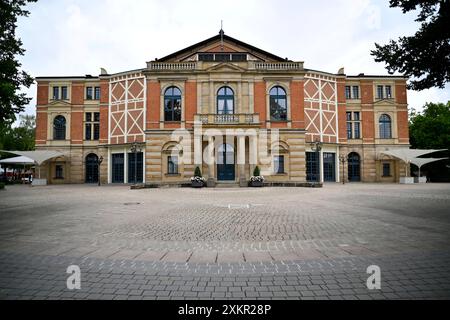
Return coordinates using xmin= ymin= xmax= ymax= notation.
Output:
xmin=0 ymin=183 xmax=449 ymax=300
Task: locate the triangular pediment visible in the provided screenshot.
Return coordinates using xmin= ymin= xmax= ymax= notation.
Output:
xmin=156 ymin=31 xmax=288 ymax=63
xmin=374 ymin=98 xmax=396 ymax=105
xmin=205 ymin=62 xmax=248 ymax=73
xmin=48 ymin=100 xmax=71 ymax=106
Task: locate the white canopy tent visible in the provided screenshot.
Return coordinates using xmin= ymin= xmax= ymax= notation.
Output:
xmin=380 ymin=149 xmax=446 ymax=177
xmin=0 ymin=150 xmax=65 ymax=181
xmin=0 ymin=155 xmax=35 ymax=165
xmin=410 ymin=157 xmax=448 ymax=177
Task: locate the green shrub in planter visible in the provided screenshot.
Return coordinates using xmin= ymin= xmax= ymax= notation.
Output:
xmin=253 ymin=166 xmax=261 ymax=177
xmin=0 ymin=182 xmax=5 ymax=190
xmin=194 ymin=166 xmax=202 ymax=178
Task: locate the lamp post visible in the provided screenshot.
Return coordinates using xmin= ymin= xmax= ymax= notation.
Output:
xmin=130 ymin=141 xmax=142 ymax=185
xmin=339 ymin=154 xmax=347 ymax=184
xmin=97 ymin=156 xmax=104 ymax=186
xmin=310 ymin=139 xmax=323 ymax=183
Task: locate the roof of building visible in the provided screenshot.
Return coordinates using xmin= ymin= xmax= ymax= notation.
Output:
xmin=155 ymin=30 xmax=288 ymax=62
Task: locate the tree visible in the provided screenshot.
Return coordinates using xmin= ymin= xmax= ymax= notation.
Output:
xmin=0 ymin=114 xmax=35 ymax=151
xmin=409 ymin=102 xmax=450 ymax=149
xmin=371 ymin=0 xmax=450 ymax=91
xmin=0 ymin=0 xmax=36 ymax=126
xmin=409 ymin=101 xmax=450 ymax=181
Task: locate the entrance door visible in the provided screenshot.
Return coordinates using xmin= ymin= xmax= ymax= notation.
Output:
xmin=348 ymin=152 xmax=361 ymax=182
xmin=85 ymin=153 xmax=99 ymax=183
xmin=323 ymin=152 xmax=336 ymax=182
xmin=217 ymin=143 xmax=235 ymax=181
xmin=111 ymin=153 xmax=124 ymax=183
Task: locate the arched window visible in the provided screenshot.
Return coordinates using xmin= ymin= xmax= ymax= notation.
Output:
xmin=348 ymin=152 xmax=361 ymax=182
xmin=269 ymin=86 xmax=287 ymax=121
xmin=53 ymin=115 xmax=66 ymax=140
xmin=217 ymin=86 xmax=234 ymax=114
xmin=164 ymin=86 xmax=182 ymax=121
xmin=379 ymin=114 xmax=392 ymax=139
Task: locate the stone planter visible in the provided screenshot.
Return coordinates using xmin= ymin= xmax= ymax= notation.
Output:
xmin=399 ymin=177 xmax=415 ymax=184
xmin=32 ymin=179 xmax=47 ymax=186
xmin=249 ymin=180 xmax=264 ymax=187
xmin=414 ymin=177 xmax=427 ymax=183
xmin=191 ymin=180 xmax=204 ymax=188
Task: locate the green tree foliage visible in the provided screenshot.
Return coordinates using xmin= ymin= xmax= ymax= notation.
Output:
xmin=0 ymin=114 xmax=35 ymax=151
xmin=371 ymin=0 xmax=450 ymax=90
xmin=253 ymin=166 xmax=261 ymax=177
xmin=409 ymin=102 xmax=450 ymax=181
xmin=409 ymin=102 xmax=450 ymax=149
xmin=0 ymin=0 xmax=36 ymax=125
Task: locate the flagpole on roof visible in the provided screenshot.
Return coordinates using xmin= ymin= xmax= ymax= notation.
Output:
xmin=220 ymin=20 xmax=224 ymax=52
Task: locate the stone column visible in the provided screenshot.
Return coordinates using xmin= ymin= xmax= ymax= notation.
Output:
xmin=206 ymin=135 xmax=215 ymax=187
xmin=237 ymin=135 xmax=246 ymax=187
xmin=249 ymin=135 xmax=258 ymax=176
xmin=194 ymin=128 xmax=202 ymax=167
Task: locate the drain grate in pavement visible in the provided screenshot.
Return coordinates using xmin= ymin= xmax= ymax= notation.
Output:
xmin=123 ymin=202 xmax=141 ymax=206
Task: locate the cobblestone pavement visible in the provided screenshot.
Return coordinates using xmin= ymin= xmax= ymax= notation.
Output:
xmin=0 ymin=183 xmax=449 ymax=299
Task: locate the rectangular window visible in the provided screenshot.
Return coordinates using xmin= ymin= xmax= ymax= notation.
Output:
xmin=385 ymin=85 xmax=392 ymax=99
xmin=55 ymin=165 xmax=64 ymax=179
xmin=345 ymin=86 xmax=351 ymax=99
xmin=84 ymin=112 xmax=100 ymax=140
xmin=346 ymin=112 xmax=361 ymax=139
xmin=86 ymin=87 xmax=93 ymax=100
xmin=346 ymin=111 xmax=352 ymax=121
xmin=347 ymin=122 xmax=353 ymax=139
xmin=167 ymin=156 xmax=178 ymax=174
xmin=383 ymin=163 xmax=391 ymax=177
xmin=198 ymin=53 xmax=214 ymax=61
xmin=377 ymin=85 xmax=384 ymax=99
xmin=352 ymin=86 xmax=359 ymax=99
xmin=52 ymin=87 xmax=59 ymax=100
xmin=354 ymin=122 xmax=361 ymax=139
xmin=93 ymin=123 xmax=100 ymax=140
xmin=274 ymin=155 xmax=285 ymax=174
xmin=61 ymin=86 xmax=68 ymax=100
xmin=231 ymin=53 xmax=247 ymax=62
xmin=85 ymin=123 xmax=92 ymax=141
xmin=94 ymin=87 xmax=100 ymax=100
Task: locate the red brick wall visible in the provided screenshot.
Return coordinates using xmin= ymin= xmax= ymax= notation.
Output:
xmin=185 ymin=81 xmax=197 ymax=128
xmin=254 ymin=82 xmax=266 ymax=127
xmin=70 ymin=111 xmax=83 ymax=144
xmin=337 ymin=79 xmax=347 ymax=143
xmin=71 ymin=82 xmax=84 ymax=105
xmin=360 ymin=80 xmax=373 ymax=104
xmin=35 ymin=107 xmax=47 ymax=145
xmin=290 ymin=81 xmax=305 ymax=129
xmin=146 ymin=81 xmax=160 ymax=129
xmin=362 ymin=110 xmax=375 ymax=142
xmin=395 ymin=80 xmax=407 ymax=105
xmin=397 ymin=108 xmax=409 ymax=143
xmin=36 ymin=82 xmax=49 ymax=106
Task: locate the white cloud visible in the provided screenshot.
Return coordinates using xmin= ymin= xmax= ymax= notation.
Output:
xmin=14 ymin=0 xmax=450 ymax=120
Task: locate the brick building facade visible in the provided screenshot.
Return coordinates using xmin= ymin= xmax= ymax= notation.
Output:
xmin=35 ymin=31 xmax=409 ymax=185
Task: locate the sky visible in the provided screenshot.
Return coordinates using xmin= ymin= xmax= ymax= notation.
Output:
xmin=15 ymin=0 xmax=450 ymax=120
